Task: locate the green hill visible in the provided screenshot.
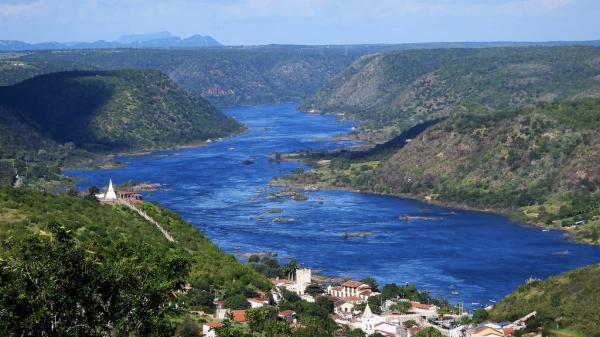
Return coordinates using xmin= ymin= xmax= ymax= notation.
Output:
xmin=490 ymin=263 xmax=600 ymax=336
xmin=301 ymin=46 xmax=600 ymax=131
xmin=0 ymin=69 xmax=242 ymax=151
xmin=0 ymin=186 xmax=271 ymax=334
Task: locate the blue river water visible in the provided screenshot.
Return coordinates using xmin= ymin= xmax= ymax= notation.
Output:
xmin=66 ymin=103 xmax=600 ymax=307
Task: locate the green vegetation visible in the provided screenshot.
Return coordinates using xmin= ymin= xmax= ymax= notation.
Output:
xmin=0 ymin=223 xmax=190 ymax=336
xmin=8 ymin=46 xmax=394 ymax=106
xmin=490 ymin=263 xmax=600 ymax=336
xmin=0 ymin=69 xmax=242 ymax=151
xmin=302 ymin=46 xmax=600 ymax=131
xmin=0 ymin=186 xmax=271 ymax=333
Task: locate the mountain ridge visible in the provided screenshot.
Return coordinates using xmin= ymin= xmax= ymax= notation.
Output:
xmin=0 ymin=32 xmax=221 ymax=51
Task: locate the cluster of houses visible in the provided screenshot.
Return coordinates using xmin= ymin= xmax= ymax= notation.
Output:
xmin=197 ymin=264 xmax=536 ymax=336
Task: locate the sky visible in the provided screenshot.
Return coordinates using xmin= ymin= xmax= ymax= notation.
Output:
xmin=0 ymin=0 xmax=599 ymax=45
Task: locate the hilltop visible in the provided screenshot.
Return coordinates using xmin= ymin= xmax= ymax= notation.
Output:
xmin=490 ymin=263 xmax=600 ymax=336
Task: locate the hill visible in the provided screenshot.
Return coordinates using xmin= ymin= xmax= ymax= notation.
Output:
xmin=490 ymin=263 xmax=600 ymax=336
xmin=282 ymin=99 xmax=600 ymax=244
xmin=0 ymin=69 xmax=242 ymax=151
xmin=301 ymin=46 xmax=600 ymax=131
xmin=0 ymin=186 xmax=271 ymax=334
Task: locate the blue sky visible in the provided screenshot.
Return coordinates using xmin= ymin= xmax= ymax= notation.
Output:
xmin=0 ymin=0 xmax=599 ymax=44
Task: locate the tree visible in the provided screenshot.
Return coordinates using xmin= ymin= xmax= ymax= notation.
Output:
xmin=247 ymin=307 xmax=276 ymax=332
xmin=88 ymin=185 xmax=100 ymax=196
xmin=360 ymin=277 xmax=380 ymax=292
xmin=248 ymin=254 xmax=260 ymax=263
xmin=305 ymin=283 xmax=325 ymax=296
xmin=403 ymin=320 xmax=417 ymax=328
xmin=381 ymin=283 xmax=399 ymax=300
xmin=264 ymin=320 xmax=292 ymax=337
xmin=472 ymin=308 xmax=490 ymax=324
xmin=389 ymin=300 xmax=411 ymax=313
xmin=224 ymin=294 xmax=250 ymax=310
xmin=0 ymin=223 xmax=190 ymax=336
xmin=367 ymin=295 xmax=383 ymax=314
xmin=414 ymin=327 xmax=444 ymax=337
xmin=178 ymin=319 xmax=200 ymax=337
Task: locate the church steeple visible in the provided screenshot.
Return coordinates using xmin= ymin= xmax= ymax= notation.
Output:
xmin=363 ymin=303 xmax=373 ymax=319
xmin=105 ymin=178 xmax=117 ymax=200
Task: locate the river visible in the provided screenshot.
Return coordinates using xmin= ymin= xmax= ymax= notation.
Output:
xmin=66 ymin=103 xmax=600 ymax=308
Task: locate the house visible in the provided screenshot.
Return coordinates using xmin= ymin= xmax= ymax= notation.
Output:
xmin=232 ymin=310 xmax=248 ymax=323
xmin=467 ymin=326 xmax=504 ymax=337
xmin=327 ymin=280 xmax=378 ymax=302
xmin=247 ymin=297 xmax=269 ymax=308
xmin=202 ymin=322 xmax=224 ymax=337
xmin=214 ymin=300 xmax=227 ymax=320
xmin=271 ymin=278 xmax=292 ymax=286
xmin=409 ymin=302 xmax=438 ymax=317
xmin=278 ymin=309 xmax=296 ymax=322
xmin=117 ymin=191 xmax=144 ymax=204
xmin=334 ymin=300 xmax=355 ymax=315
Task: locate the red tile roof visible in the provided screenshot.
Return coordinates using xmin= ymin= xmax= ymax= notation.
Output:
xmin=232 ymin=310 xmax=247 ymax=322
xmin=411 ymin=302 xmax=434 ymax=310
xmin=278 ymin=310 xmax=296 ymax=318
xmin=342 ymin=280 xmax=365 ymax=288
xmin=271 ymin=278 xmax=291 ymax=285
xmin=206 ymin=322 xmax=224 ymax=328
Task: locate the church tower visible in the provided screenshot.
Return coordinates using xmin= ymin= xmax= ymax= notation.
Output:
xmin=105 ymin=178 xmax=117 ymax=200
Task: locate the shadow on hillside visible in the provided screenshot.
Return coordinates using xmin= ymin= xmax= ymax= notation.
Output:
xmin=0 ymin=71 xmax=119 ymax=151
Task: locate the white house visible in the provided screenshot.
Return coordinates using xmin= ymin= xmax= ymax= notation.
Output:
xmin=327 ymin=280 xmax=378 ymax=302
xmin=247 ymin=297 xmax=269 ymax=308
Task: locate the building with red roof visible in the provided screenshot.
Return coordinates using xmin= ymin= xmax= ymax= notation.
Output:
xmin=232 ymin=310 xmax=248 ymax=322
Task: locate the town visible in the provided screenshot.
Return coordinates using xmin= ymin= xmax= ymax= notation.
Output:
xmin=197 ymin=266 xmax=536 ymax=337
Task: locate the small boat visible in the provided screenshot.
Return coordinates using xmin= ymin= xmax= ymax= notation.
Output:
xmin=489 ymin=299 xmax=496 ymax=303
xmin=451 ymin=290 xmax=459 ymax=296
xmin=542 ymin=229 xmax=550 ymax=232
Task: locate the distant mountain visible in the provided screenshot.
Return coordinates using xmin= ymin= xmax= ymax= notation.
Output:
xmin=115 ymin=31 xmax=175 ymax=44
xmin=0 ymin=32 xmax=221 ymax=51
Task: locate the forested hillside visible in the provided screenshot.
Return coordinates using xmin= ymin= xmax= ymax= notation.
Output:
xmin=0 ymin=69 xmax=242 ymax=187
xmin=301 ymin=47 xmax=600 ymax=130
xmin=0 ymin=69 xmax=242 ymax=150
xmin=490 ymin=263 xmax=600 ymax=336
xmin=0 ymin=186 xmax=270 ymax=335
xmin=11 ymin=47 xmax=381 ymax=106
